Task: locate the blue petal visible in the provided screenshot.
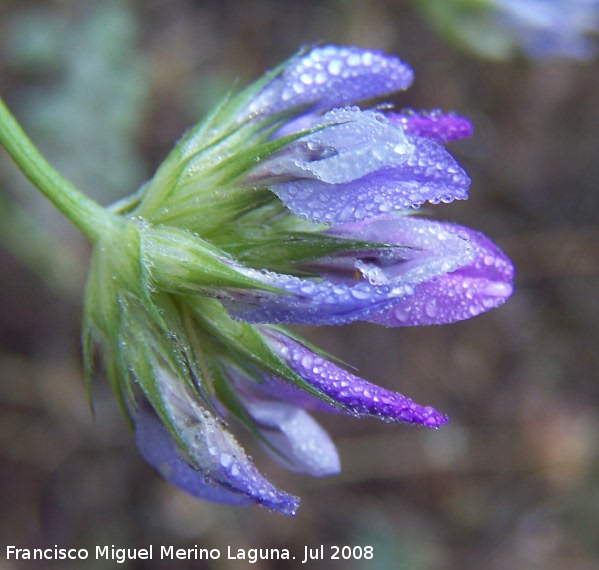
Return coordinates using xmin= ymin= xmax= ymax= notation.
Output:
xmin=135 ymin=405 xmax=251 ymax=506
xmin=153 ymin=368 xmax=300 ymax=515
xmin=388 ymin=110 xmax=473 ymax=143
xmin=368 ymin=224 xmax=515 ymax=326
xmin=270 ymin=136 xmax=470 ymax=223
xmin=257 ymin=108 xmax=412 ymax=184
xmin=327 ymin=216 xmax=476 ymax=286
xmin=223 ymin=216 xmax=512 ymax=328
xmin=245 ymin=45 xmax=414 ymax=117
xmin=241 ymin=396 xmax=341 ymax=477
xmin=260 ymin=328 xmax=449 ymax=428
xmin=222 ymin=267 xmax=406 ymax=326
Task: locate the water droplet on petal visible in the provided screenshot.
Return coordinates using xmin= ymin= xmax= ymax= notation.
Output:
xmin=328 ymin=59 xmax=342 ymax=75
xmin=425 ymin=300 xmax=437 ymax=318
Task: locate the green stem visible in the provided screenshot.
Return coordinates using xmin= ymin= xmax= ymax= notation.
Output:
xmin=0 ymin=97 xmax=113 ymax=242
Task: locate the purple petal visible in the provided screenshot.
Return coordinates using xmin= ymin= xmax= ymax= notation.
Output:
xmin=246 ymin=45 xmax=414 ymax=117
xmin=135 ymin=405 xmax=251 ymax=506
xmin=223 ymin=216 xmax=512 ymax=328
xmin=490 ymin=0 xmax=599 ymax=60
xmin=235 ymin=371 xmax=337 ymax=414
xmin=212 ymin=215 xmax=512 ymax=329
xmin=270 ymin=136 xmax=470 ymax=224
xmin=327 ymin=215 xmax=476 ymax=287
xmin=257 ymin=108 xmax=412 ymax=184
xmin=369 ymin=224 xmax=515 ymax=326
xmin=388 ymin=110 xmax=473 ymax=143
xmin=222 ymin=267 xmax=405 ymax=326
xmin=261 ymin=328 xmax=449 ymax=428
xmin=242 ymin=397 xmax=341 ymax=477
xmin=154 ymin=368 xmax=299 ymax=515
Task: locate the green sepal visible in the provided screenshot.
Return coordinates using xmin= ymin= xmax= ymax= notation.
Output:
xmin=186 ymin=296 xmax=338 ymax=407
xmin=145 ymin=187 xmax=276 ymax=236
xmin=133 ymin=94 xmax=294 ymax=222
xmin=143 ymin=127 xmax=305 ymax=233
xmin=210 ymin=359 xmax=256 ymax=432
xmin=131 ymin=48 xmax=312 ymax=228
xmin=141 ymin=224 xmax=284 ymax=295
xmin=81 ymin=216 xmax=169 ymax=422
xmin=212 ymin=229 xmax=395 ymax=275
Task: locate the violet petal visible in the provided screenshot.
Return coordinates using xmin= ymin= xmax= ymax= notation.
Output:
xmin=262 ymin=328 xmax=449 ymax=428
xmin=245 ymin=45 xmax=414 ymax=117
xmin=155 ymin=368 xmax=299 ymax=515
xmin=135 ymin=405 xmax=251 ymax=506
xmin=242 ymin=397 xmax=341 ymax=477
xmin=269 ymin=136 xmax=470 ymax=224
xmin=369 ymin=225 xmax=515 ymax=326
xmin=388 ymin=110 xmax=473 ymax=143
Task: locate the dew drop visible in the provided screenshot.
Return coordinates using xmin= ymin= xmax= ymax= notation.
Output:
xmin=315 ymin=71 xmax=327 ymax=84
xmin=301 ymin=354 xmax=313 ymax=369
xmin=219 ymin=453 xmax=233 ymax=468
xmin=393 ymin=306 xmax=410 ymax=323
xmin=350 ymin=284 xmax=371 ymax=300
xmin=425 ymin=300 xmax=437 ymax=318
xmin=483 ymin=282 xmax=513 ymax=297
xmin=327 ymin=59 xmax=342 ymax=75
xmin=347 ymin=53 xmax=361 ymax=66
xmin=299 ymin=72 xmax=313 ymax=85
xmin=399 ymin=409 xmax=415 ymax=421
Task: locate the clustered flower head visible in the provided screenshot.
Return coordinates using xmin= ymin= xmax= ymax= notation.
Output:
xmin=83 ymin=45 xmax=514 ymax=515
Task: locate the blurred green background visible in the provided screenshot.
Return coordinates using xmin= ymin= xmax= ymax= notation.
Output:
xmin=1 ymin=1 xmax=598 ymax=569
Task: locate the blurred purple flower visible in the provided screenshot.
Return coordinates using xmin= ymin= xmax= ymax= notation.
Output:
xmin=127 ymin=45 xmax=514 ymax=514
xmin=418 ymin=0 xmax=599 ymax=60
xmin=490 ymin=0 xmax=599 ymax=59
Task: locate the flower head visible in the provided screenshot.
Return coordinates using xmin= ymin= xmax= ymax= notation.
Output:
xmin=82 ymin=45 xmax=514 ymax=514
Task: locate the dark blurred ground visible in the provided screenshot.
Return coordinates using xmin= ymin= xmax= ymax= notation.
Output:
xmin=0 ymin=1 xmax=598 ymax=569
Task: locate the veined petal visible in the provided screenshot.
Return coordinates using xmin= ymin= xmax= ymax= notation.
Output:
xmin=257 ymin=108 xmax=412 ymax=184
xmin=222 ymin=216 xmax=512 ymax=328
xmin=369 ymin=225 xmax=515 ymax=326
xmin=155 ymin=368 xmax=299 ymax=515
xmin=260 ymin=328 xmax=448 ymax=428
xmin=245 ymin=45 xmax=414 ymax=118
xmin=269 ymin=135 xmax=470 ymax=224
xmin=388 ymin=110 xmax=473 ymax=143
xmin=242 ymin=396 xmax=341 ymax=477
xmin=328 ymin=216 xmax=476 ymax=286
